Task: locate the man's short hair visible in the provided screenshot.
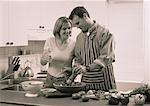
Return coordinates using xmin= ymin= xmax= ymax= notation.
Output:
xmin=69 ymin=6 xmax=90 ymax=20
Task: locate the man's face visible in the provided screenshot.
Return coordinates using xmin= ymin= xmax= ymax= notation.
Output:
xmin=72 ymin=15 xmax=88 ymax=33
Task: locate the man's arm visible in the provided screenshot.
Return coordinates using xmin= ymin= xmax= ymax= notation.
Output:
xmin=91 ymin=30 xmax=115 ymax=70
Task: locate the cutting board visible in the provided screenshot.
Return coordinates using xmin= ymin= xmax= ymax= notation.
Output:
xmin=40 ymin=88 xmax=72 ymax=98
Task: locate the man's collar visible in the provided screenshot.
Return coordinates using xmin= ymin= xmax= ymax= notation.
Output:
xmin=88 ymin=20 xmax=96 ymax=33
xmin=85 ymin=20 xmax=97 ymax=39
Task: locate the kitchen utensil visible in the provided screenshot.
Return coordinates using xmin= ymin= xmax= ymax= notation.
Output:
xmin=40 ymin=88 xmax=72 ymax=98
xmin=53 ymin=82 xmax=86 ymax=94
xmin=20 ymin=60 xmax=34 ymax=78
xmin=21 ymin=80 xmax=44 ymax=97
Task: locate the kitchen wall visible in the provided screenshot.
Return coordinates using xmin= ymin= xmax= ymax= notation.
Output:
xmin=108 ymin=1 xmax=144 ymax=83
xmin=143 ymin=0 xmax=150 ymax=85
xmin=0 ymin=41 xmax=45 ymax=77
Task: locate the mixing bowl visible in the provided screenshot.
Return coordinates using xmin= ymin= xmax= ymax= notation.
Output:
xmin=21 ymin=80 xmax=44 ymax=97
xmin=53 ymin=82 xmax=86 ymax=94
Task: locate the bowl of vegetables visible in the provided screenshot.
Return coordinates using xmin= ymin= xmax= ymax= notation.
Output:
xmin=53 ymin=82 xmax=86 ymax=93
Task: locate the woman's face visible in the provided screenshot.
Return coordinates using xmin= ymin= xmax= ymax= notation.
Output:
xmin=59 ymin=22 xmax=72 ymax=41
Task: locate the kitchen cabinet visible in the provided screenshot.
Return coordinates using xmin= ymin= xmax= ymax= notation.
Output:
xmin=8 ymin=1 xmax=28 ymax=46
xmin=17 ymin=1 xmax=63 ymax=41
xmin=6 ymin=1 xmax=58 ymax=41
xmin=9 ymin=1 xmax=80 ymax=41
xmin=23 ymin=1 xmax=74 ymax=40
xmin=0 ymin=1 xmax=108 ymax=45
xmin=16 ymin=1 xmax=108 ymax=41
xmin=0 ymin=1 xmax=9 ymax=46
xmin=0 ymin=1 xmax=28 ymax=47
xmin=22 ymin=1 xmax=53 ymax=40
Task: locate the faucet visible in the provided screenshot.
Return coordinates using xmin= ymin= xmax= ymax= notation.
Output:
xmin=0 ymin=73 xmax=15 ymax=81
xmin=0 ymin=73 xmax=15 ymax=85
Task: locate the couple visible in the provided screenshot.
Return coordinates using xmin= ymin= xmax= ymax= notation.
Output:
xmin=41 ymin=6 xmax=116 ymax=91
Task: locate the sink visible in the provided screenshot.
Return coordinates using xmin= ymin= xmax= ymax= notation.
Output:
xmin=0 ymin=78 xmax=44 ymax=92
xmin=0 ymin=78 xmax=29 ymax=85
xmin=1 ymin=84 xmax=24 ymax=92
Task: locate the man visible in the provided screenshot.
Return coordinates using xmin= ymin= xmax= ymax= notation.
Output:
xmin=67 ymin=6 xmax=116 ymax=91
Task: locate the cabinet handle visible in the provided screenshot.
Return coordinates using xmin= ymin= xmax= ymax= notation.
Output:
xmin=10 ymin=42 xmax=13 ymax=45
xmin=6 ymin=42 xmax=9 ymax=45
xmin=39 ymin=26 xmax=45 ymax=29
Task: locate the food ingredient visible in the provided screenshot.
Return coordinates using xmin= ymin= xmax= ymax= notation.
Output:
xmin=134 ymin=94 xmax=146 ymax=105
xmin=120 ymin=96 xmax=129 ymax=105
xmin=108 ymin=97 xmax=119 ymax=105
xmin=72 ymin=93 xmax=81 ymax=99
xmin=81 ymin=95 xmax=90 ymax=102
xmin=130 ymin=84 xmax=150 ymax=102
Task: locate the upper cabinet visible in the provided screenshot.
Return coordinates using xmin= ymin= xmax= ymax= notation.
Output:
xmin=24 ymin=2 xmax=54 ymax=40
xmin=0 ymin=1 xmax=9 ymax=46
xmin=8 ymin=1 xmax=28 ymax=46
xmin=0 ymin=1 xmax=108 ymax=46
xmin=8 ymin=1 xmax=108 ymax=41
xmin=0 ymin=1 xmax=28 ymax=47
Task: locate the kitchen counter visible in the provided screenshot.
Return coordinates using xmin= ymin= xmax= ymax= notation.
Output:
xmin=0 ymin=90 xmax=106 ymax=106
xmin=1 ymin=90 xmax=150 ymax=106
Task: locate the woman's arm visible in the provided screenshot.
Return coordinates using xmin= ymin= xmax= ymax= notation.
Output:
xmin=41 ymin=38 xmax=52 ymax=65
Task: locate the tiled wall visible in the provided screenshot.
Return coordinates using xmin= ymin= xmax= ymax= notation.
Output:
xmin=0 ymin=40 xmax=45 ymax=77
xmin=0 ymin=41 xmax=45 ymax=56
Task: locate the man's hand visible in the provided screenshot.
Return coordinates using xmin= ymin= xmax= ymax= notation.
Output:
xmin=72 ymin=65 xmax=86 ymax=75
xmin=89 ymin=63 xmax=101 ymax=71
xmin=63 ymin=67 xmax=72 ymax=81
xmin=66 ymin=65 xmax=86 ymax=85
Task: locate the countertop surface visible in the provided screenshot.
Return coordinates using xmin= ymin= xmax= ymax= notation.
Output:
xmin=1 ymin=90 xmax=150 ymax=106
xmin=0 ymin=90 xmax=107 ymax=106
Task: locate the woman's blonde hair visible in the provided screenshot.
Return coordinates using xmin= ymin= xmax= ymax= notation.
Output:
xmin=53 ymin=17 xmax=72 ymax=37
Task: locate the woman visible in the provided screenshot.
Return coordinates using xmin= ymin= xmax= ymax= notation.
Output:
xmin=41 ymin=17 xmax=75 ymax=87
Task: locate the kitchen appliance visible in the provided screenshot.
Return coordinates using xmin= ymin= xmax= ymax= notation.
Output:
xmin=19 ymin=60 xmax=34 ymax=78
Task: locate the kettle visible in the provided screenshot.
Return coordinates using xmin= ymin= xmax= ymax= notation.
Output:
xmin=19 ymin=60 xmax=34 ymax=78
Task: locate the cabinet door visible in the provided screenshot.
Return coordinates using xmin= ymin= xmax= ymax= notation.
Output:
xmin=0 ymin=1 xmax=9 ymax=47
xmin=10 ymin=1 xmax=85 ymax=41
xmin=8 ymin=1 xmax=28 ymax=46
xmin=25 ymin=1 xmax=53 ymax=40
xmin=27 ymin=1 xmax=82 ymax=40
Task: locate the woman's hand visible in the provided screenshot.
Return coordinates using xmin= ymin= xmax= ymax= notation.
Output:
xmin=41 ymin=50 xmax=51 ymax=65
